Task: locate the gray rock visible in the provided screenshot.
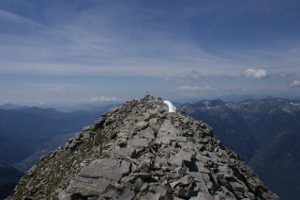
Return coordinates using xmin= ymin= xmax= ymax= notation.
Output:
xmin=66 ymin=176 xmax=111 ymax=196
xmin=79 ymin=158 xmax=130 ymax=181
xmin=9 ymin=95 xmax=280 ymax=200
xmin=135 ymin=121 xmax=149 ymax=131
xmin=128 ymin=138 xmax=149 ymax=149
xmin=169 ymin=150 xmax=193 ymax=166
xmin=190 ymin=192 xmax=215 ymax=200
xmin=179 ymin=175 xmax=194 ymax=185
xmin=158 ymin=120 xmax=180 ymax=137
xmin=150 ymin=193 xmax=160 ymax=200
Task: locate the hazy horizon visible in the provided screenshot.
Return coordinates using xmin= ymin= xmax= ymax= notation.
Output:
xmin=1 ymin=94 xmax=300 ymax=110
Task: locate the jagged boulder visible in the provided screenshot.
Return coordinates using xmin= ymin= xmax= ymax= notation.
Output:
xmin=9 ymin=96 xmax=279 ymax=200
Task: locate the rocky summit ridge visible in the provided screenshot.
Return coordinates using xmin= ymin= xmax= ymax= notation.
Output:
xmin=9 ymin=96 xmax=279 ymax=200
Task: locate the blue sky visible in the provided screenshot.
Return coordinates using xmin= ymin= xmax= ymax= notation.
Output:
xmin=0 ymin=0 xmax=300 ymax=105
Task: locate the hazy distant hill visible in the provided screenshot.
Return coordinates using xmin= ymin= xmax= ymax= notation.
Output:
xmin=0 ymin=164 xmax=23 ymax=199
xmin=181 ymin=97 xmax=300 ymax=200
xmin=0 ymin=104 xmax=23 ymax=110
xmin=0 ymin=106 xmax=105 ymax=168
xmin=0 ymin=105 xmax=114 ymax=198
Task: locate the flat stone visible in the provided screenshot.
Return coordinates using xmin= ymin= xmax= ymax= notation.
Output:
xmin=175 ymin=136 xmax=188 ymax=142
xmin=192 ymin=176 xmax=209 ymax=192
xmin=169 ymin=150 xmax=193 ymax=166
xmin=173 ymin=121 xmax=180 ymax=127
xmin=149 ymin=117 xmax=158 ymax=123
xmin=140 ymin=183 xmax=149 ymax=191
xmin=117 ymin=138 xmax=127 ymax=147
xmin=158 ymin=184 xmax=167 ymax=197
xmin=133 ymin=172 xmax=152 ymax=179
xmin=179 ymin=175 xmax=194 ymax=185
xmin=66 ymin=177 xmax=111 ymax=196
xmin=79 ymin=158 xmax=130 ymax=181
xmin=170 ymin=181 xmax=180 ymax=189
xmin=135 ymin=121 xmax=149 ymax=131
xmin=150 ymin=193 xmax=160 ymax=200
xmin=142 ymin=129 xmax=156 ymax=139
xmin=138 ymin=159 xmax=152 ymax=172
xmin=129 ymin=138 xmax=149 ymax=149
xmin=117 ymin=131 xmax=128 ymax=138
xmin=159 ymin=136 xmax=173 ymax=145
xmin=82 ymin=126 xmax=91 ymax=131
xmin=102 ymin=147 xmax=135 ymax=159
xmin=196 ymin=153 xmax=210 ymax=164
xmin=58 ymin=191 xmax=70 ymax=200
xmin=175 ymin=166 xmax=187 ymax=177
xmin=134 ymin=178 xmax=144 ymax=192
xmin=216 ymin=186 xmax=238 ymax=200
xmin=190 ymin=192 xmax=215 ymax=200
xmin=197 ymin=162 xmax=210 ymax=174
xmin=101 ymin=184 xmax=121 ymax=199
xmin=140 ymin=192 xmax=156 ymax=200
xmin=158 ymin=120 xmax=180 ymax=137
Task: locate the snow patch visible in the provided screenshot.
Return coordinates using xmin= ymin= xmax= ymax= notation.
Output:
xmin=163 ymin=100 xmax=176 ymax=113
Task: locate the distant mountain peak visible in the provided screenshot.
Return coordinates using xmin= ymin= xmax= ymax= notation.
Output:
xmin=0 ymin=103 xmax=23 ymax=110
xmin=9 ymin=96 xmax=279 ymax=199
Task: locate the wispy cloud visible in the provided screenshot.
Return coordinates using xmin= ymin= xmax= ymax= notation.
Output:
xmin=165 ymin=70 xmax=203 ymax=82
xmin=2 ymin=2 xmax=296 ymax=78
xmin=178 ymin=85 xmax=213 ymax=91
xmin=1 ymin=3 xmax=299 ymax=79
xmin=41 ymin=85 xmax=64 ymax=92
xmin=175 ymin=85 xmax=215 ymax=97
xmin=90 ymin=96 xmax=119 ymax=102
xmin=0 ymin=8 xmax=42 ymax=28
xmin=35 ymin=96 xmax=120 ymax=106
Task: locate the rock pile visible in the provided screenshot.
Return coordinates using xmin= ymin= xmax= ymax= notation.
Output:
xmin=9 ymin=95 xmax=279 ymax=199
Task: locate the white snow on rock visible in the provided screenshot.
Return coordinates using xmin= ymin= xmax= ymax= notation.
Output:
xmin=163 ymin=100 xmax=176 ymax=113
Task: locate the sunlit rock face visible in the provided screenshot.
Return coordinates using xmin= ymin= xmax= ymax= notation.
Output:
xmin=9 ymin=95 xmax=279 ymax=200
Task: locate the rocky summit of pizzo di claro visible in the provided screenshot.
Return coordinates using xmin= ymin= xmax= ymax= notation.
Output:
xmin=8 ymin=95 xmax=279 ymax=200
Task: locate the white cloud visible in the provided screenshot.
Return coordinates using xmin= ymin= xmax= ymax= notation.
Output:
xmin=224 ymin=85 xmax=242 ymax=91
xmin=179 ymin=70 xmax=202 ymax=82
xmin=41 ymin=86 xmax=64 ymax=92
xmin=166 ymin=70 xmax=202 ymax=82
xmin=244 ymin=68 xmax=268 ymax=79
xmin=290 ymin=80 xmax=300 ymax=87
xmin=175 ymin=85 xmax=216 ymax=97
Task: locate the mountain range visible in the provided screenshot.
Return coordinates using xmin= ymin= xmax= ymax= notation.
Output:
xmin=0 ymin=105 xmax=108 ymax=199
xmin=1 ymin=96 xmax=299 ymax=199
xmin=0 ymin=106 xmax=104 ymax=166
xmin=181 ymin=97 xmax=300 ymax=200
xmin=0 ymin=164 xmax=23 ymax=199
